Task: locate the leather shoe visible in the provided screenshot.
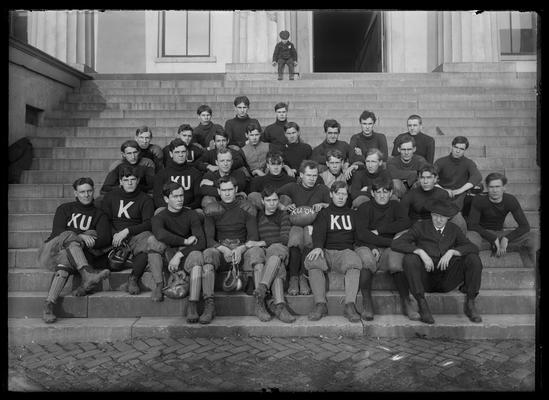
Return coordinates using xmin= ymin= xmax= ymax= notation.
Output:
xmin=417 ymin=298 xmax=435 ymax=324
xmin=464 ymin=298 xmax=482 ymax=323
xmin=343 ymin=302 xmax=361 ymax=323
xmin=308 ymin=302 xmax=328 ymax=321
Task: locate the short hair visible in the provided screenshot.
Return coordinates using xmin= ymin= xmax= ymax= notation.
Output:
xmin=162 ymin=181 xmax=183 ymax=198
xmin=214 ymin=130 xmax=229 ymax=139
xmin=407 ymin=114 xmax=422 ymax=124
xmin=359 ymin=110 xmax=377 ymax=123
xmin=299 ymin=159 xmax=318 ymax=174
xmin=216 ymin=147 xmax=232 ymax=159
xmin=418 ymin=164 xmax=438 ymax=177
xmin=234 ymin=96 xmax=250 ymax=107
xmin=169 ymin=138 xmax=187 ymax=152
xmin=485 ymin=172 xmax=508 ymax=186
xmin=371 ymin=177 xmax=393 ymax=192
xmin=284 ymin=121 xmax=300 ymax=132
xmin=323 ymin=119 xmax=341 ymax=133
xmin=197 ymin=104 xmax=213 ymax=115
xmin=330 ymin=180 xmax=347 ymax=193
xmin=118 ymin=165 xmax=139 ymax=180
xmin=326 ymin=149 xmax=344 ymax=161
xmin=120 ymin=140 xmax=140 ymax=153
xmin=266 ymin=151 xmax=283 ymax=164
xmin=73 ymin=177 xmax=94 ymax=190
xmin=365 ymin=148 xmax=384 ymax=161
xmin=452 ymin=136 xmax=470 ymax=149
xmin=177 ymin=124 xmax=193 ymax=134
xmin=398 ymin=135 xmax=416 ymax=148
xmin=216 ymin=175 xmax=238 ymax=188
xmin=261 ymin=185 xmax=279 ymax=199
xmin=246 ymin=122 xmax=262 ymax=134
xmin=135 ymin=125 xmax=152 ymax=137
xmin=274 ymin=102 xmax=288 ymax=111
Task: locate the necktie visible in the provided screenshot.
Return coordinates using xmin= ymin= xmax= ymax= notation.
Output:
xmin=437 ymin=229 xmax=443 ymax=236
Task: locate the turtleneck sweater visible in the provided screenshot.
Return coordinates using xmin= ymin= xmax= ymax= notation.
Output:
xmin=101 ymin=187 xmax=154 ymax=235
xmin=355 ymin=199 xmax=411 ymax=248
xmin=152 ymin=162 xmax=203 ymax=209
xmin=224 ymin=115 xmax=262 ymax=148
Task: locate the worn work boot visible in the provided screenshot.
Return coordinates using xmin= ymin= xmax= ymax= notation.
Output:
xmin=42 ymin=300 xmax=56 ymax=324
xmin=401 ymin=296 xmax=421 ymax=321
xmin=359 ymin=269 xmax=374 ymax=320
xmin=199 ymin=297 xmax=216 ymax=324
xmin=287 ymin=275 xmax=299 ymax=296
xmin=127 ymin=275 xmax=141 ymax=295
xmin=308 ymin=302 xmax=328 ymax=321
xmin=245 ymin=275 xmax=255 ymax=296
xmin=273 ymin=302 xmax=296 ymax=323
xmin=186 ymin=300 xmax=199 ymax=323
xmin=151 ymin=282 xmax=164 ymax=302
xmin=417 ymin=298 xmax=435 ymax=324
xmin=343 ymin=302 xmax=361 ymax=323
xmin=254 ymin=284 xmax=272 ymax=322
xmin=299 ymin=274 xmax=311 ymax=295
xmin=74 ymin=266 xmax=110 ymax=296
xmin=464 ymin=298 xmax=482 ymax=323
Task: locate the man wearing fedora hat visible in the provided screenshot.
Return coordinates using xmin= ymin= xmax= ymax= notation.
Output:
xmin=391 ymin=198 xmax=483 ymax=324
xmin=272 ymin=30 xmax=298 ymax=80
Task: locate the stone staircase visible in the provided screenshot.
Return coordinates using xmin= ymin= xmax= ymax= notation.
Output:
xmin=8 ymin=71 xmax=539 ymax=344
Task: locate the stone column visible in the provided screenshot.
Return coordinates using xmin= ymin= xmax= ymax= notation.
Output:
xmin=232 ymin=10 xmax=281 ymax=64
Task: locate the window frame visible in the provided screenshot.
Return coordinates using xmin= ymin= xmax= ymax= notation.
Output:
xmin=160 ymin=10 xmax=211 ymax=57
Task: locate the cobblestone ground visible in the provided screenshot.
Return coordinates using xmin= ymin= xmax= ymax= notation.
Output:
xmin=8 ymin=336 xmax=536 ymax=392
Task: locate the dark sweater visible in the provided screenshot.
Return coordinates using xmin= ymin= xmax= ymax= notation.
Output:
xmin=250 ymin=172 xmax=295 ymax=193
xmin=100 ymin=161 xmax=154 ymax=195
xmin=391 ymin=132 xmax=435 ymax=164
xmin=386 ymin=154 xmax=428 ymax=185
xmin=434 ymin=154 xmax=482 ymax=190
xmin=47 ymin=200 xmax=111 ymax=249
xmin=349 ymin=131 xmax=389 ymax=163
xmin=257 ymin=209 xmax=291 ymax=246
xmin=467 ymin=193 xmax=530 ymax=243
xmin=151 ymin=207 xmax=206 ymax=255
xmin=349 ymin=168 xmax=392 ymax=200
xmin=192 ymin=122 xmax=224 ymax=148
xmin=152 ymin=162 xmax=203 ymax=209
xmin=224 ymin=115 xmax=262 ymax=148
xmin=311 ymin=140 xmax=351 ymax=165
xmin=101 ymin=187 xmax=154 ymax=236
xmin=140 ymin=144 xmax=164 ymax=173
xmin=400 ymin=186 xmax=450 ymax=222
xmin=355 ymin=200 xmax=411 ymax=248
xmin=204 ymin=200 xmax=259 ymax=248
xmin=312 ymin=204 xmax=356 ymax=250
xmin=278 ymin=181 xmax=330 ymax=207
xmin=282 ymin=141 xmax=312 ymax=171
xmin=272 ymin=41 xmax=298 ymax=61
xmin=199 ymin=170 xmax=249 ymax=198
xmin=261 ymin=120 xmax=288 ymax=153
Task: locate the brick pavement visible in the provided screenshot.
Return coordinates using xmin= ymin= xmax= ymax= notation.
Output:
xmin=8 ymin=336 xmax=536 ymax=391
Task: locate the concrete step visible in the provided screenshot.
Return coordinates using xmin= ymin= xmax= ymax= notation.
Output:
xmin=8 ymin=266 xmax=535 ymax=293
xmin=7 ymin=288 xmax=535 ymax=320
xmin=58 ymin=99 xmax=536 ymax=112
xmin=8 ymin=184 xmax=102 ymax=199
xmin=7 ymin=313 xmax=535 ymax=345
xmin=64 ymin=92 xmax=536 ymax=105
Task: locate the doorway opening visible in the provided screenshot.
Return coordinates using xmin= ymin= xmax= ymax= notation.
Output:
xmin=313 ymin=10 xmax=383 ymax=72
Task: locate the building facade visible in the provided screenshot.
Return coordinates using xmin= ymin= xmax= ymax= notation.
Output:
xmin=10 ymin=10 xmax=538 ymax=75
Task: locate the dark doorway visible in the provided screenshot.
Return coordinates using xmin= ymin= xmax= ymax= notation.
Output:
xmin=313 ymin=10 xmax=382 ymax=72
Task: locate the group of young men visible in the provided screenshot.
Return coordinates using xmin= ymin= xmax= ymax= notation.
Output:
xmin=38 ymin=95 xmax=539 ymax=326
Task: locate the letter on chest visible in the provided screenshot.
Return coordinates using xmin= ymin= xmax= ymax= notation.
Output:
xmin=330 ymin=214 xmax=352 ymax=231
xmin=67 ymin=213 xmax=92 ymax=231
xmin=170 ymin=175 xmax=191 ymax=190
xmin=117 ymin=200 xmax=135 ymax=218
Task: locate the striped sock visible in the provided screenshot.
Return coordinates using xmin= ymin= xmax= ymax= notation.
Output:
xmin=46 ymin=269 xmax=70 ymax=304
xmin=189 ymin=265 xmax=202 ymax=302
xmin=253 ymin=263 xmax=264 ymax=289
xmin=344 ymin=268 xmax=360 ymax=304
xmin=308 ymin=269 xmax=326 ymax=304
xmin=66 ymin=244 xmax=89 ymax=270
xmin=202 ymin=264 xmax=215 ymax=299
xmin=260 ymin=256 xmax=280 ymax=288
xmin=272 ymin=277 xmax=285 ymax=305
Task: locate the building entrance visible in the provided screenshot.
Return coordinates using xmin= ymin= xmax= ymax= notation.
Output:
xmin=312 ymin=10 xmax=383 ymax=72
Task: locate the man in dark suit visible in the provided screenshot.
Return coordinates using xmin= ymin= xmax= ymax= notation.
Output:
xmin=391 ymin=199 xmax=483 ymax=325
